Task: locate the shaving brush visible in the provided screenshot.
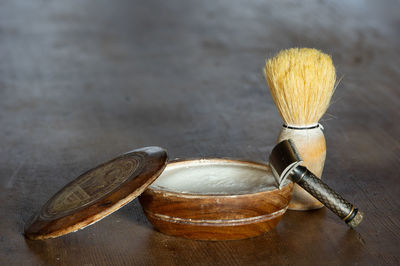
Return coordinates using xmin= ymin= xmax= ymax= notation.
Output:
xmin=264 ymin=48 xmax=336 ymax=210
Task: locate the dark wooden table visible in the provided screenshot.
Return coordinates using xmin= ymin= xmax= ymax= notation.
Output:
xmin=1 ymin=0 xmax=399 ymax=265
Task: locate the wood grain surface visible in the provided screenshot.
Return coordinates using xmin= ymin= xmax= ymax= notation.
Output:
xmin=0 ymin=0 xmax=399 ymax=265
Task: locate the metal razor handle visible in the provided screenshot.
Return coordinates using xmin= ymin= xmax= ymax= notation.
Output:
xmin=291 ymin=166 xmax=364 ymax=228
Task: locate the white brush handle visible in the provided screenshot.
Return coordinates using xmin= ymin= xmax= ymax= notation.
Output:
xmin=277 ymin=125 xmax=326 ymax=210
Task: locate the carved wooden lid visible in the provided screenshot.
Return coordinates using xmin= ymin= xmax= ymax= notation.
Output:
xmin=24 ymin=146 xmax=168 ymax=240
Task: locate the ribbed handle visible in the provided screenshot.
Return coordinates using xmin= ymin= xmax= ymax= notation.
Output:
xmin=291 ymin=166 xmax=363 ymax=228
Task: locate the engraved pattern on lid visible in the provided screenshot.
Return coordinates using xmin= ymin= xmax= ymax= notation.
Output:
xmin=41 ymin=154 xmax=144 ymax=220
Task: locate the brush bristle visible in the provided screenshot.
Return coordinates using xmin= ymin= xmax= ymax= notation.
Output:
xmin=264 ymin=48 xmax=336 ymax=127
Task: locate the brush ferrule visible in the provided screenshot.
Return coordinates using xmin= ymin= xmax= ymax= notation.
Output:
xmin=283 ymin=124 xmax=321 ymax=130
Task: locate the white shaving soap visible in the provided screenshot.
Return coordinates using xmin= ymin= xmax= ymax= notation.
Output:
xmin=150 ymin=160 xmax=278 ymax=194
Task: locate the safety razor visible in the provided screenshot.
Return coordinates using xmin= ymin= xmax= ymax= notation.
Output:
xmin=269 ymin=139 xmax=364 ymax=228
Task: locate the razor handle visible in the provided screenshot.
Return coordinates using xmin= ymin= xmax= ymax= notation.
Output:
xmin=291 ymin=166 xmax=363 ymax=228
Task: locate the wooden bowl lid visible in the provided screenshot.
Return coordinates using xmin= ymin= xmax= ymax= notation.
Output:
xmin=24 ymin=146 xmax=168 ymax=240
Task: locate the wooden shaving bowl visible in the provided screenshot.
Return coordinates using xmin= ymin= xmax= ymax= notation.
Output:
xmin=139 ymin=159 xmax=293 ymax=240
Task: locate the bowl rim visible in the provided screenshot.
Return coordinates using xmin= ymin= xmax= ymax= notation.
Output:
xmin=146 ymin=158 xmax=292 ymax=197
